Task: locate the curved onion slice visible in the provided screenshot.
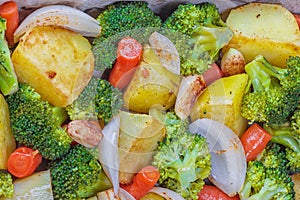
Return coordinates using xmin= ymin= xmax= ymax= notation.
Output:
xmin=189 ymin=118 xmax=246 ymax=197
xmin=175 ymin=75 xmax=206 ymax=120
xmin=149 ymin=187 xmax=185 ymax=200
xmin=14 ymin=5 xmax=101 ymax=42
xmin=97 ymin=116 xmax=120 ymax=195
xmin=97 ymin=188 xmax=135 ymax=200
xmin=149 ymin=32 xmax=180 ymax=75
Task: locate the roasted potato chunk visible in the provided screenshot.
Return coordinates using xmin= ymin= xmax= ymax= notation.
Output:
xmin=123 ymin=62 xmax=181 ymax=114
xmin=224 ymin=3 xmax=300 ymax=68
xmin=190 ymin=74 xmax=248 ymax=136
xmin=118 ymin=111 xmax=165 ymax=184
xmin=12 ymin=26 xmax=94 ymax=107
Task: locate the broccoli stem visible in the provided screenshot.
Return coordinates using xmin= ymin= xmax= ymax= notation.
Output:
xmin=244 ymin=55 xmax=286 ymax=92
xmin=0 ymin=17 xmax=18 ymax=95
xmin=248 ymin=178 xmax=286 ymax=200
xmin=51 ymin=106 xmax=68 ymax=126
xmin=264 ymin=124 xmax=300 ymax=153
xmin=271 ymin=135 xmax=300 ymax=153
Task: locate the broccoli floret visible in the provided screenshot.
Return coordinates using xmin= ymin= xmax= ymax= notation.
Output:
xmin=263 ymin=114 xmax=300 ymax=174
xmin=257 ymin=142 xmax=288 ymax=170
xmin=67 ymin=78 xmax=123 ymax=125
xmin=152 ymin=111 xmax=211 ymax=200
xmin=162 ymin=3 xmax=233 ymax=76
xmin=93 ymin=1 xmax=162 ymax=71
xmin=0 ymin=170 xmax=13 ymax=198
xmin=241 ymin=161 xmax=266 ymax=195
xmin=97 ymin=1 xmax=162 ymax=39
xmin=50 ymin=144 xmax=112 ymax=199
xmin=6 ymin=84 xmax=72 ymax=160
xmin=291 ymin=108 xmax=300 ymax=134
xmin=241 ymin=55 xmax=300 ymax=124
xmin=239 ymin=161 xmax=295 ymax=200
xmin=0 ymin=17 xmax=18 ymax=95
xmin=286 ymin=147 xmax=300 ymax=174
xmin=95 ymin=79 xmax=123 ymax=125
xmin=66 ymin=78 xmax=99 ymax=121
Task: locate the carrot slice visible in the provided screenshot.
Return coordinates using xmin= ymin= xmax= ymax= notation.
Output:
xmin=7 ymin=146 xmax=42 ymax=178
xmin=240 ymin=123 xmax=272 ymax=162
xmin=109 ymin=37 xmax=143 ymax=90
xmin=198 ymin=185 xmax=240 ymax=200
xmin=121 ymin=165 xmax=160 ymax=199
xmin=0 ymin=1 xmax=19 ymax=46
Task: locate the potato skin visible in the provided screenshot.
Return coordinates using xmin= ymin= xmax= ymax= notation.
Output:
xmin=190 ymin=74 xmax=248 ymax=136
xmin=12 ymin=26 xmax=94 ymax=107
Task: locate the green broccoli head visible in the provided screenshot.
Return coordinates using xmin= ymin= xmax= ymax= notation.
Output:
xmin=50 ymin=144 xmax=112 ymax=199
xmin=239 ymin=160 xmax=295 ymax=200
xmin=152 ymin=111 xmax=211 ymax=200
xmin=95 ymin=79 xmax=123 ymax=125
xmin=286 ymin=147 xmax=300 ymax=174
xmin=0 ymin=170 xmax=13 ymax=198
xmin=264 ymin=168 xmax=295 ymax=199
xmin=241 ymin=55 xmax=300 ymax=124
xmin=66 ymin=78 xmax=123 ymax=125
xmin=6 ymin=84 xmax=72 ymax=160
xmin=66 ymin=78 xmax=99 ymax=121
xmin=162 ymin=3 xmax=232 ymax=76
xmin=245 ymin=161 xmax=266 ymax=193
xmin=257 ymin=142 xmax=288 ymax=170
xmin=291 ymin=108 xmax=300 ymax=134
xmin=97 ymin=1 xmax=162 ymax=39
xmin=93 ymin=1 xmax=162 ymax=72
xmin=281 ymin=56 xmax=300 ymax=91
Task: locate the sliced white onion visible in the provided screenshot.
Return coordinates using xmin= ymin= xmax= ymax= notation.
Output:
xmin=175 ymin=75 xmax=206 ymax=120
xmin=14 ymin=5 xmax=101 ymax=43
xmin=149 ymin=187 xmax=185 ymax=200
xmin=96 ymin=188 xmax=135 ymax=200
xmin=149 ymin=31 xmax=180 ymax=75
xmin=189 ymin=118 xmax=246 ymax=197
xmin=97 ymin=116 xmax=120 ymax=196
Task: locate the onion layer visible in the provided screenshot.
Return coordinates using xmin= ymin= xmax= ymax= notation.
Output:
xmin=97 ymin=117 xmax=120 ymax=195
xmin=175 ymin=75 xmax=206 ymax=120
xmin=149 ymin=32 xmax=180 ymax=75
xmin=189 ymin=118 xmax=246 ymax=197
xmin=14 ymin=5 xmax=101 ymax=42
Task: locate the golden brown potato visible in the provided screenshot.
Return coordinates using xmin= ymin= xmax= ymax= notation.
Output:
xmin=123 ymin=62 xmax=181 ymax=114
xmin=224 ymin=3 xmax=300 ymax=68
xmin=0 ymin=94 xmax=16 ymax=169
xmin=118 ymin=111 xmax=165 ymax=184
xmin=190 ymin=74 xmax=248 ymax=136
xmin=12 ymin=26 xmax=94 ymax=107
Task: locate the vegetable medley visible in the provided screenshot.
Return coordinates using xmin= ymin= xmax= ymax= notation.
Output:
xmin=0 ymin=1 xmax=299 ymax=200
